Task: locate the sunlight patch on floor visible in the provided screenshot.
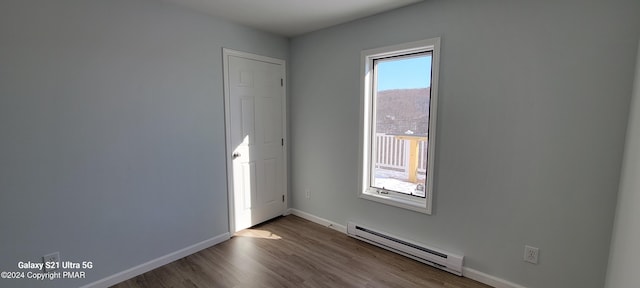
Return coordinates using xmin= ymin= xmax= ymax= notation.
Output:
xmin=234 ymin=229 xmax=282 ymax=240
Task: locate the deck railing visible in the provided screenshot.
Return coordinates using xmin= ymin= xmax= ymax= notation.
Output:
xmin=375 ymin=133 xmax=427 ymax=183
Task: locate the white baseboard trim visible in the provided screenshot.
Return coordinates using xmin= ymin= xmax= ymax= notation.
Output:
xmin=288 ymin=208 xmax=528 ymax=288
xmin=80 ymin=233 xmax=230 ymax=288
xmin=288 ymin=208 xmax=347 ymax=233
xmin=463 ymin=267 xmax=528 ymax=288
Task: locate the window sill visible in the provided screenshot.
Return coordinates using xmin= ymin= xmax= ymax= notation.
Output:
xmin=359 ymin=191 xmax=431 ymax=214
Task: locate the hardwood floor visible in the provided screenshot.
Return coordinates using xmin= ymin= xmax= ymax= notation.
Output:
xmin=112 ymin=215 xmax=492 ymax=288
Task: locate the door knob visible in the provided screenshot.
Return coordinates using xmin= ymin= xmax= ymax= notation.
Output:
xmin=232 ymin=152 xmax=241 ymax=159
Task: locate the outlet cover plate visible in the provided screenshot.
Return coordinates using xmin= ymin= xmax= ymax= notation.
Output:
xmin=524 ymin=245 xmax=539 ymax=264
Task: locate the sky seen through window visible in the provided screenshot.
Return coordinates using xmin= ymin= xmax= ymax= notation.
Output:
xmin=376 ymin=55 xmax=432 ymax=91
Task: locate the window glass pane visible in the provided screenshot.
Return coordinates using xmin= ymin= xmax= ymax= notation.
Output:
xmin=372 ymin=53 xmax=432 ymax=198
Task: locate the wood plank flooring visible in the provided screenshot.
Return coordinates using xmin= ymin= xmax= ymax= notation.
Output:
xmin=112 ymin=215 xmax=492 ymax=288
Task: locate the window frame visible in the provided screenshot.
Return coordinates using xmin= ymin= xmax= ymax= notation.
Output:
xmin=358 ymin=38 xmax=441 ymax=214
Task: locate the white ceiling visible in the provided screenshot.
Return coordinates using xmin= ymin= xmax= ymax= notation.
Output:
xmin=161 ymin=0 xmax=424 ymax=37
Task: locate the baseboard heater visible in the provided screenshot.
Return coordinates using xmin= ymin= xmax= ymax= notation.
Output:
xmin=347 ymin=222 xmax=463 ymax=276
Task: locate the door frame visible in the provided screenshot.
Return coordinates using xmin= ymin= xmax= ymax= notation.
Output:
xmin=222 ymin=48 xmax=288 ymax=233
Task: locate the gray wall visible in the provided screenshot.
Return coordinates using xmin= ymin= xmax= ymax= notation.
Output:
xmin=605 ymin=41 xmax=640 ymax=288
xmin=0 ymin=0 xmax=287 ymax=287
xmin=289 ymin=0 xmax=640 ymax=287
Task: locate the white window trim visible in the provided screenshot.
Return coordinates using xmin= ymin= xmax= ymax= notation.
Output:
xmin=358 ymin=38 xmax=440 ymax=214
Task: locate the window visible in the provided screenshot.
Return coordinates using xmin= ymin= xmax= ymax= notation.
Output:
xmin=359 ymin=38 xmax=440 ymax=214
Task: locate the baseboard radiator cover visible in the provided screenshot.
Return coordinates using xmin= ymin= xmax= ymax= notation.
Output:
xmin=346 ymin=222 xmax=463 ymax=276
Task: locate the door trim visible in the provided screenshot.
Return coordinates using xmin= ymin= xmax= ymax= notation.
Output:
xmin=222 ymin=48 xmax=287 ymax=233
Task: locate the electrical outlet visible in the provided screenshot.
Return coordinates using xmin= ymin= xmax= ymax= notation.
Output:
xmin=524 ymin=245 xmax=539 ymax=264
xmin=305 ymin=188 xmax=310 ymax=199
xmin=43 ymin=252 xmax=60 ymax=272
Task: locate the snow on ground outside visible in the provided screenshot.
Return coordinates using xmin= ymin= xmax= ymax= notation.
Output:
xmin=373 ymin=169 xmax=426 ymax=197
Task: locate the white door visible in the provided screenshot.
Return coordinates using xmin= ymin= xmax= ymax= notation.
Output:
xmin=223 ymin=49 xmax=286 ymax=232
